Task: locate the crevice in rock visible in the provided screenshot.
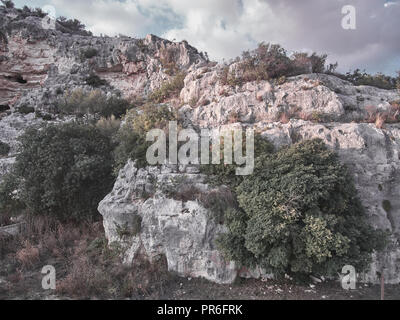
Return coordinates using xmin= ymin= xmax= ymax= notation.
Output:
xmin=383 ymin=131 xmax=394 ymax=162
xmin=0 ymin=105 xmax=10 ymax=112
xmin=4 ymin=74 xmax=27 ymax=84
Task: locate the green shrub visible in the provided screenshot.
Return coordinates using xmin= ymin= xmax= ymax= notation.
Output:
xmin=218 ymin=139 xmax=387 ymax=278
xmin=0 ymin=141 xmax=10 ymax=156
xmin=57 ymin=89 xmax=131 ymax=119
xmin=81 ymin=47 xmax=98 ymax=59
xmin=220 ymin=43 xmax=329 ymax=86
xmin=95 ymin=115 xmax=121 ymax=138
xmin=201 ymin=134 xmax=274 ymax=189
xmin=113 ymin=124 xmax=149 ymax=174
xmin=35 ymin=110 xmax=53 ymax=121
xmin=17 ymin=105 xmax=35 ymax=114
xmin=338 ymin=69 xmax=398 ymax=90
xmin=14 ymin=123 xmax=114 ymax=221
xmin=56 ymin=16 xmax=93 ymax=36
xmin=113 ymin=104 xmax=176 ymax=174
xmin=86 ymin=73 xmax=107 ymax=88
xmin=149 ymin=72 xmax=186 ymax=103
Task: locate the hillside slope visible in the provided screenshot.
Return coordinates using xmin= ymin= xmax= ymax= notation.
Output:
xmin=1 ymin=5 xmax=400 ymax=285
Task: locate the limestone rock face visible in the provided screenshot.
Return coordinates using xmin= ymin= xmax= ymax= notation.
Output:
xmin=2 ymin=4 xmax=400 ymax=285
xmin=0 ymin=7 xmax=207 ymax=112
xmin=180 ymin=71 xmax=400 ymax=127
xmin=98 ymin=160 xmax=237 ymax=284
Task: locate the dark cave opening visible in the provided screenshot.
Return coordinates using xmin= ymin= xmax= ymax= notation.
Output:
xmin=0 ymin=105 xmax=10 ymax=112
xmin=5 ymin=74 xmax=27 ymax=84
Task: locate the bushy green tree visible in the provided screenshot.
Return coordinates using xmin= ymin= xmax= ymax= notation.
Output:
xmin=14 ymin=123 xmax=114 ymax=221
xmin=113 ymin=103 xmax=176 ymax=174
xmin=218 ymin=139 xmax=387 ymax=278
xmin=201 ymin=134 xmax=274 ymax=188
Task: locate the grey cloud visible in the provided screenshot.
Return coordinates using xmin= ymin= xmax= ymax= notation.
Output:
xmin=15 ymin=0 xmax=400 ymax=74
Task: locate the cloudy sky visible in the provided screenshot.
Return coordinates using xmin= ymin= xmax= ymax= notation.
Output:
xmin=12 ymin=0 xmax=400 ymax=75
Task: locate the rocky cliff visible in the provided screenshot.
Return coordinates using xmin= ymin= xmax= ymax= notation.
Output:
xmin=1 ymin=6 xmax=400 ymax=284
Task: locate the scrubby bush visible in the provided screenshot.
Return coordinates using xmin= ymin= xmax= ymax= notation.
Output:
xmin=58 ymin=89 xmax=131 ymax=119
xmin=17 ymin=105 xmax=35 ymax=114
xmin=201 ymin=134 xmax=275 ymax=189
xmin=85 ymin=73 xmax=107 ymax=88
xmin=149 ymin=72 xmax=186 ymax=103
xmin=220 ymin=43 xmax=329 ymax=86
xmin=113 ymin=124 xmax=149 ymax=173
xmin=113 ymin=104 xmax=176 ymax=174
xmin=14 ymin=123 xmax=114 ymax=221
xmin=0 ymin=141 xmax=10 ymax=156
xmin=56 ymin=16 xmax=93 ymax=36
xmin=96 ymin=115 xmax=121 ymax=138
xmin=81 ymin=47 xmax=98 ymax=59
xmin=218 ymin=139 xmax=387 ymax=278
xmin=339 ymin=69 xmax=398 ymax=90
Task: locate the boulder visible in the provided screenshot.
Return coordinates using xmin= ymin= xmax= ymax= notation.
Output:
xmin=98 ymin=160 xmax=237 ymax=284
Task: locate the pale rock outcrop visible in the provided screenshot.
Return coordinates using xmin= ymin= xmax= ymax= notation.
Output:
xmin=98 ymin=160 xmax=237 ymax=284
xmin=180 ymin=71 xmax=399 ymax=127
xmin=0 ymin=7 xmax=207 ymax=113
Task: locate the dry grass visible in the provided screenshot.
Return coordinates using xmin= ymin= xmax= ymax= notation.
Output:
xmin=363 ymin=105 xmax=400 ymax=128
xmin=16 ymin=241 xmax=40 ymax=269
xmin=375 ymin=113 xmax=386 ymax=129
xmin=0 ymin=216 xmax=171 ymax=299
xmin=365 ymin=105 xmax=378 ymax=123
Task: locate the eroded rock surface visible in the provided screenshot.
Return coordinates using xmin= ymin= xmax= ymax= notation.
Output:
xmin=2 ymin=5 xmax=400 ymax=285
xmin=98 ymin=160 xmax=236 ymax=284
xmin=0 ymin=6 xmax=207 ymax=113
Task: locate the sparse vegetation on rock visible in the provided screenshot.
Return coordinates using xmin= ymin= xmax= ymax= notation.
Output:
xmin=81 ymin=47 xmax=98 ymax=60
xmin=85 ymin=73 xmax=108 ymax=88
xmin=113 ymin=103 xmax=176 ymax=174
xmin=56 ymin=16 xmax=93 ymax=37
xmin=220 ymin=42 xmax=330 ymax=86
xmin=337 ymin=69 xmax=399 ymax=90
xmin=149 ymin=72 xmax=186 ymax=103
xmin=57 ymin=89 xmax=132 ymax=119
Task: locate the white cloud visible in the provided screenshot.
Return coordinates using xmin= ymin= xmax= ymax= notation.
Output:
xmin=14 ymin=0 xmax=400 ymax=74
